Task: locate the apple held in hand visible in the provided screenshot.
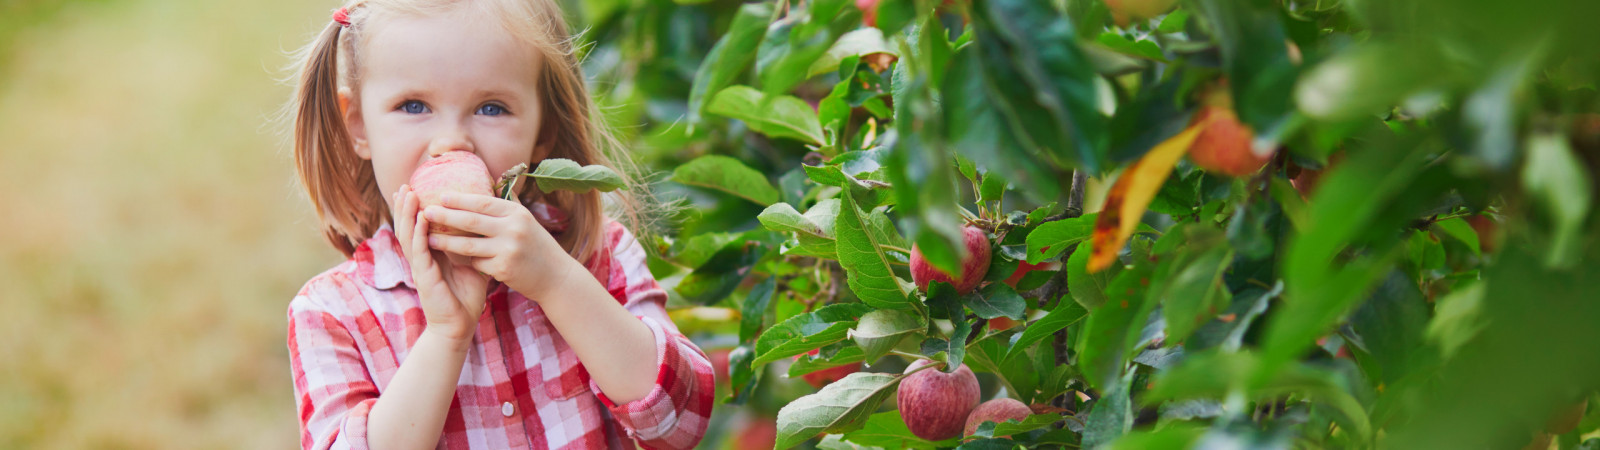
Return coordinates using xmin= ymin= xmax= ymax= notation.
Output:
xmin=964 ymin=397 xmax=1032 ymax=438
xmin=408 ymin=151 xmax=494 ymax=236
xmin=910 ymin=226 xmax=992 ymax=295
xmin=898 ymin=359 xmax=981 ymax=441
xmin=1189 ymin=82 xmax=1273 ymax=177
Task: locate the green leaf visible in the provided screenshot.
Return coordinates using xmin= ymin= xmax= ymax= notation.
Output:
xmin=1190 ymin=0 xmax=1298 ymax=131
xmin=1188 ymin=283 xmax=1281 ymax=352
xmin=672 ymin=154 xmax=782 ymax=206
xmin=757 ymin=0 xmax=857 ymax=96
xmin=760 ymin=202 xmax=831 ymax=238
xmin=835 ymin=193 xmax=913 ymax=309
xmin=789 ymin=345 xmax=867 ymax=378
xmin=1154 ymin=247 xmax=1234 ymax=344
xmin=725 ymin=345 xmax=762 ymax=404
xmin=686 ymin=3 xmax=772 ymax=128
xmin=1105 ymin=423 xmax=1206 ymax=450
xmin=969 ymin=0 xmax=1109 ymax=171
xmin=1067 ymin=240 xmax=1115 ymax=309
xmin=1025 ymin=214 xmax=1095 ymax=264
xmin=1521 ymin=132 xmax=1593 ymax=268
xmin=924 ymin=282 xmax=971 ymax=370
xmin=1094 ymin=32 xmax=1166 ymax=61
xmin=707 ymin=86 xmax=826 ymax=146
xmin=675 ymin=238 xmax=767 ymax=305
xmin=527 ymin=158 xmax=626 ymax=193
xmin=850 ymin=309 xmax=925 ymax=363
xmin=669 ymin=232 xmax=740 ymax=268
xmin=753 ymin=303 xmax=873 ymax=367
xmin=775 ymin=372 xmax=904 ymax=449
xmin=1424 ymin=281 xmax=1486 ymax=360
xmin=807 ymin=27 xmax=898 ymax=79
xmin=1432 ymin=217 xmax=1481 ymax=256
xmin=966 ymin=283 xmax=1026 ymax=320
xmin=1345 ymin=271 xmax=1431 ymax=386
xmin=1078 ymin=261 xmax=1156 ymax=390
xmin=1082 ymin=369 xmax=1135 ymax=448
xmin=740 ymin=276 xmax=777 ymax=343
xmin=1004 ymin=301 xmax=1088 ymax=363
xmin=970 ymin=414 xmax=1063 ymax=439
xmin=1272 ymin=128 xmax=1447 ymax=374
xmin=841 ymin=410 xmax=953 ymax=449
xmin=1145 ymin=351 xmax=1373 ymax=442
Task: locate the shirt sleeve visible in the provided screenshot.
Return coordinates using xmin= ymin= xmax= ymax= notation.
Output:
xmin=586 ymin=223 xmax=715 ymax=450
xmin=288 ymin=292 xmax=377 ymax=450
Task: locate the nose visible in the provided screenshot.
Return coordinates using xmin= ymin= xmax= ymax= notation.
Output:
xmin=426 ymin=123 xmax=475 ymax=157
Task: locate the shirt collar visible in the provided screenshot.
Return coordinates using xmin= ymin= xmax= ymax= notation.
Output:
xmin=354 ymin=223 xmax=415 ymax=290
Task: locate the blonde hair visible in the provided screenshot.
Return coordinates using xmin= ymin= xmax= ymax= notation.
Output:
xmin=288 ymin=0 xmax=646 ymax=262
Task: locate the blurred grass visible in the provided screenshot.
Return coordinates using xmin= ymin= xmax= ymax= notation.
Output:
xmin=0 ymin=0 xmax=342 ymax=447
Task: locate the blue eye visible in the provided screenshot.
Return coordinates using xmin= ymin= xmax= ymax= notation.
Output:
xmin=400 ymin=100 xmax=429 ymax=114
xmin=477 ymin=104 xmax=505 ymax=116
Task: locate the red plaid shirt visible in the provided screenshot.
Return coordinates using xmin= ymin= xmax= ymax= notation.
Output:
xmin=287 ymin=221 xmax=714 ymax=449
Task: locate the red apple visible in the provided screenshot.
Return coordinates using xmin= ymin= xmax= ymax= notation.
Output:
xmin=898 ymin=359 xmax=981 ymax=441
xmin=1189 ymin=82 xmax=1272 ymax=177
xmin=708 ymin=348 xmax=732 ymax=385
xmin=987 ymin=317 xmax=1018 ymax=332
xmin=910 ymin=226 xmax=993 ymax=295
xmin=732 ymin=416 xmax=777 ymax=450
xmin=408 ymin=151 xmax=494 ymax=236
xmin=858 ymin=0 xmax=879 ymax=27
xmin=1002 ymin=260 xmax=1060 ymax=288
xmin=1467 ymin=215 xmax=1499 ymax=254
xmin=964 ymin=398 xmax=1032 ymax=437
xmin=796 ymin=349 xmax=861 ymax=388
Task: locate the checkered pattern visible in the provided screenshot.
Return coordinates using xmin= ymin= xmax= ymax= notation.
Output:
xmin=288 ymin=220 xmax=714 ymax=449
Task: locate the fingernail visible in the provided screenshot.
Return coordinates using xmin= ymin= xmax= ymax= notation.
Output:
xmin=428 ymin=236 xmax=439 ymax=247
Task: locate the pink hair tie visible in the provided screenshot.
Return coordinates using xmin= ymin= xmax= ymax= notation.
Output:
xmin=332 ymin=7 xmax=351 ymax=27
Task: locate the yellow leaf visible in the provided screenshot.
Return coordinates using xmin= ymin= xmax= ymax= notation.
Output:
xmin=1087 ymin=122 xmax=1208 ymax=273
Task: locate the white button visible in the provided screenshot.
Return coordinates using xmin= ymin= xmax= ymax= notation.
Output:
xmin=501 ymin=402 xmax=514 ymax=417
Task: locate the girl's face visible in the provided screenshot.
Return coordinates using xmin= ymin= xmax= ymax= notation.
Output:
xmin=342 ymin=10 xmax=545 ymax=220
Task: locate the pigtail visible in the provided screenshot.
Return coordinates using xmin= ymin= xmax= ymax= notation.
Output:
xmin=293 ymin=21 xmax=384 ymax=257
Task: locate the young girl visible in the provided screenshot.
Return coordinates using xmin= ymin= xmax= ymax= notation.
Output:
xmin=284 ymin=1 xmax=713 ymax=448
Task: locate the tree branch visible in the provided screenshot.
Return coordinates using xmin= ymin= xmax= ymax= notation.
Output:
xmin=1052 ymin=170 xmax=1089 ymax=417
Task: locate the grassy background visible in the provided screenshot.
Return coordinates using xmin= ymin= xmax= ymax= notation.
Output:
xmin=0 ymin=0 xmax=343 ymax=447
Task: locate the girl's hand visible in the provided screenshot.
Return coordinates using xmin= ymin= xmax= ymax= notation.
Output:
xmin=393 ymin=185 xmax=490 ymax=342
xmin=422 ymin=193 xmax=578 ymax=301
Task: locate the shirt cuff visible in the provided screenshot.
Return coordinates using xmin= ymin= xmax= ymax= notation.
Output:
xmin=587 ymin=315 xmax=679 ymax=440
xmin=333 ymin=398 xmax=377 ymax=450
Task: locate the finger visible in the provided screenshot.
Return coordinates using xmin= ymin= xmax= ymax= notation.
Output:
xmin=428 ymin=233 xmax=498 ymax=258
xmin=411 ymin=212 xmax=438 ymax=275
xmin=424 ymin=205 xmax=500 ymax=237
xmin=394 ymin=187 xmax=415 ymax=248
xmin=441 ymin=192 xmax=520 ymax=217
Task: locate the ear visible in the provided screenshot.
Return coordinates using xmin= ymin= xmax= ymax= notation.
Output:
xmin=338 ymin=87 xmax=371 ymax=160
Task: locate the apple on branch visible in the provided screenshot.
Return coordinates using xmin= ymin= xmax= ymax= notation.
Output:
xmin=898 ymin=359 xmax=981 ymax=441
xmin=964 ymin=397 xmax=1032 ymax=438
xmin=1189 ymin=80 xmax=1274 ymax=177
xmin=909 ymin=225 xmax=992 ymax=295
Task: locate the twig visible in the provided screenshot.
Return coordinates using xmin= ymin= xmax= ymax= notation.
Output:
xmin=1051 ymin=170 xmax=1089 ymax=421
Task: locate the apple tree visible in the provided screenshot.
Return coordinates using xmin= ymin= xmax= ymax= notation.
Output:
xmin=571 ymin=0 xmax=1600 ymax=448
